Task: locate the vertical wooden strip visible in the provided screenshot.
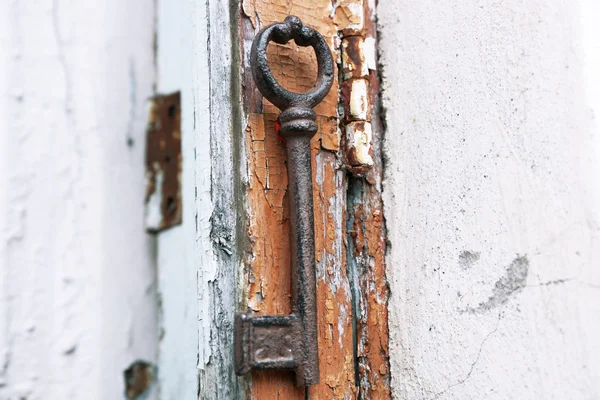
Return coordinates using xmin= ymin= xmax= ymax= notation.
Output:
xmin=347 ymin=179 xmax=391 ymax=399
xmin=240 ymin=1 xmax=356 ymax=398
xmin=341 ymin=0 xmax=391 ymax=398
xmin=355 ymin=1 xmax=391 ymax=397
xmin=240 ymin=1 xmax=391 ymax=398
xmin=194 ymin=0 xmax=246 ymax=398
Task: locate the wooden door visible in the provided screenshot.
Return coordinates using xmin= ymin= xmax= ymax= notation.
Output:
xmin=237 ymin=1 xmax=389 ymax=398
xmin=155 ymin=0 xmax=390 ymax=398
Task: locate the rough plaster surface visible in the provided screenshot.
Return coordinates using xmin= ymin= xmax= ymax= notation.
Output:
xmin=0 ymin=1 xmax=157 ymax=399
xmin=379 ymin=0 xmax=600 ymax=399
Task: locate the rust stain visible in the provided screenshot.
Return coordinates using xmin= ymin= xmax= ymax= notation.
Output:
xmin=338 ymin=15 xmax=372 ymax=178
xmin=124 ymin=360 xmax=156 ymax=400
xmin=144 ymin=92 xmax=182 ymax=232
xmin=341 ymin=79 xmax=371 ymax=122
xmin=342 ymin=37 xmax=368 ymax=80
xmin=348 ymin=0 xmax=391 ymax=396
xmin=351 ymin=194 xmax=390 ymax=399
xmin=344 ymin=121 xmax=374 ymax=176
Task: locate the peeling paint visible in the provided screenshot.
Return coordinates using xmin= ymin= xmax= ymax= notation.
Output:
xmin=342 ymin=78 xmax=370 ymax=121
xmin=339 ymin=13 xmax=374 ymax=177
xmin=349 ymin=80 xmax=368 ymax=119
xmin=345 ymin=121 xmax=374 ymax=174
xmin=342 ymin=37 xmax=369 ymax=80
xmin=241 ymin=2 xmax=355 ymax=397
xmin=340 ymin=0 xmax=391 ymax=396
xmin=144 ymin=92 xmax=182 ymax=232
xmin=238 ymin=1 xmax=389 ymax=397
xmin=145 ymin=168 xmax=163 ymax=228
xmin=363 ymin=37 xmax=377 ymax=71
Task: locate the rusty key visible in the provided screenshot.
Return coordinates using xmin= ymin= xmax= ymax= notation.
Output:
xmin=234 ymin=16 xmax=334 ymax=387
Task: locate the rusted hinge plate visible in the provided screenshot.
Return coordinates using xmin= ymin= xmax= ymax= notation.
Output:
xmin=144 ymin=92 xmax=182 ymax=232
xmin=235 ymin=314 xmax=299 ymax=374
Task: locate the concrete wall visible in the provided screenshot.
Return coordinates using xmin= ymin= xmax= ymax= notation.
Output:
xmin=0 ymin=1 xmax=157 ymax=399
xmin=380 ymin=0 xmax=600 ymax=399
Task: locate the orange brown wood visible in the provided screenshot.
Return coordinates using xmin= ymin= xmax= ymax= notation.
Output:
xmin=239 ymin=1 xmax=390 ymax=398
xmin=349 ymin=4 xmax=391 ymax=397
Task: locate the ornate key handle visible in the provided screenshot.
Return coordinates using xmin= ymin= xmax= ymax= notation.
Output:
xmin=251 ymin=15 xmax=334 ymax=135
xmin=235 ymin=16 xmax=334 ymax=387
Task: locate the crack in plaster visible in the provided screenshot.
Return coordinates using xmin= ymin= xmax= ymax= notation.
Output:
xmin=430 ymin=310 xmax=504 ymax=400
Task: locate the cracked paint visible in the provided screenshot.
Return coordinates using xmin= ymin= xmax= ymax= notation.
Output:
xmin=241 ymin=1 xmax=356 ymax=397
xmin=240 ymin=0 xmax=389 ymax=398
xmin=344 ymin=121 xmax=374 ymax=174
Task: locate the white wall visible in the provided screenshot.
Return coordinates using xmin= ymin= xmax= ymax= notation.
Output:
xmin=380 ymin=0 xmax=600 ymax=399
xmin=0 ymin=1 xmax=157 ymax=399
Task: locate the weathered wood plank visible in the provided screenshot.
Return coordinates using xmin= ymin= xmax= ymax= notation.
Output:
xmin=240 ymin=1 xmax=356 ymax=398
xmin=238 ymin=0 xmax=393 ymax=398
xmin=345 ymin=3 xmax=391 ymax=398
xmin=192 ymin=0 xmax=246 ymax=398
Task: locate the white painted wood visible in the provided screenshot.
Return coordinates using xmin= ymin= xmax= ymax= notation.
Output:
xmin=154 ymin=0 xmax=198 ymax=398
xmin=0 ymin=1 xmax=157 ymax=399
xmin=154 ymin=0 xmax=246 ymax=397
xmin=189 ymin=1 xmax=246 ymax=397
xmin=379 ymin=0 xmax=600 ymax=399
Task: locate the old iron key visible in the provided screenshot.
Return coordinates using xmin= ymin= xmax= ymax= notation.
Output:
xmin=234 ymin=16 xmax=334 ymax=386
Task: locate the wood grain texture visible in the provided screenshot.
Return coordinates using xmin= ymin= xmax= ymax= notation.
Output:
xmin=240 ymin=0 xmax=390 ymax=398
xmin=193 ymin=0 xmax=247 ymax=398
xmin=241 ymin=1 xmax=355 ymax=398
xmin=347 ymin=3 xmax=391 ymax=398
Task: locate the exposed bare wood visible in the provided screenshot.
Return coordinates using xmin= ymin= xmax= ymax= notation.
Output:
xmin=241 ymin=1 xmax=356 ymax=398
xmin=344 ymin=2 xmax=391 ymax=397
xmin=239 ymin=0 xmax=390 ymax=398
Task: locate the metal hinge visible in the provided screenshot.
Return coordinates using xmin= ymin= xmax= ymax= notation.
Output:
xmin=144 ymin=92 xmax=182 ymax=232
